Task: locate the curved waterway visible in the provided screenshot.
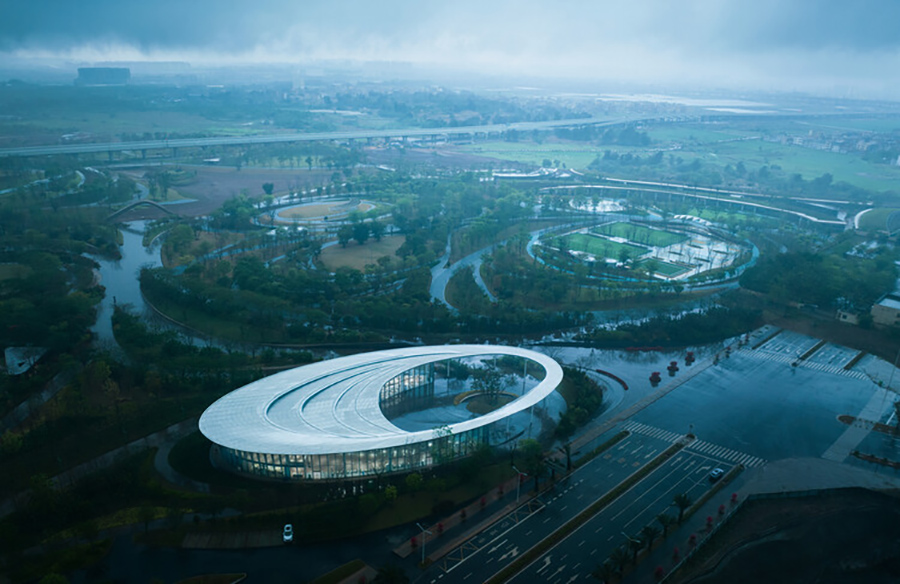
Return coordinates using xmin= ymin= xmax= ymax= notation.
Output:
xmin=90 ymin=221 xmax=163 ymax=349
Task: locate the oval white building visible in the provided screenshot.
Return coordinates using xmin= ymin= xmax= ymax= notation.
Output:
xmin=199 ymin=345 xmax=563 ymax=481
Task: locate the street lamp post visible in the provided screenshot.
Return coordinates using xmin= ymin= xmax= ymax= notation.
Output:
xmin=512 ymin=465 xmax=528 ymax=503
xmin=416 ymin=522 xmax=432 ymax=565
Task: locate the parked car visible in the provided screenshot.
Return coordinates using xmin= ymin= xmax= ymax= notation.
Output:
xmin=283 ymin=523 xmax=293 ymax=543
xmin=709 ymin=468 xmax=725 ymax=482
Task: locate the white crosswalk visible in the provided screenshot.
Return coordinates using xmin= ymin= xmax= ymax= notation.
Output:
xmin=687 ymin=439 xmax=767 ymax=468
xmin=622 ymin=421 xmax=684 ymax=443
xmin=622 ymin=421 xmax=767 ymax=468
xmin=749 ymin=350 xmax=869 ymax=380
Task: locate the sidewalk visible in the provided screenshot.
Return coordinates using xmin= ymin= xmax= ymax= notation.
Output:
xmin=392 ymin=473 xmax=527 ymax=560
xmin=622 ymin=477 xmax=742 ymax=583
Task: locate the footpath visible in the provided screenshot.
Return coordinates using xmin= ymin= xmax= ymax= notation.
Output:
xmin=0 ymin=417 xmax=200 ymax=520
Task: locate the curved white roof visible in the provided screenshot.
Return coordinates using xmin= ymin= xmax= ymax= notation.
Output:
xmin=199 ymin=345 xmax=562 ymax=455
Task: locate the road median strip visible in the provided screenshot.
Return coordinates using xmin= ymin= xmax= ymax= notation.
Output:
xmin=485 ymin=438 xmax=688 ymax=584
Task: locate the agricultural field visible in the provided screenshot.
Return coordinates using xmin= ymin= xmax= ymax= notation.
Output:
xmin=561 ymin=232 xmax=648 ymax=260
xmin=456 ymin=141 xmax=610 ymax=170
xmin=674 ymin=136 xmax=900 ymax=193
xmin=592 ymin=221 xmax=688 ymax=247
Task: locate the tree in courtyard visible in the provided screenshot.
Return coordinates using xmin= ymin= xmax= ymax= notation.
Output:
xmin=471 ymin=365 xmax=510 ymax=405
xmin=262 ymin=182 xmax=275 ymax=196
xmin=673 ymin=493 xmax=693 ymax=523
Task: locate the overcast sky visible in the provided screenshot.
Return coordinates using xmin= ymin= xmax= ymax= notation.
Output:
xmin=1 ymin=0 xmax=898 ymax=97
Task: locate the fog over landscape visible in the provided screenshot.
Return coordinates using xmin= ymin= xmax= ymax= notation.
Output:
xmin=1 ymin=0 xmax=899 ymax=97
xmin=5 ymin=2 xmax=900 ymax=583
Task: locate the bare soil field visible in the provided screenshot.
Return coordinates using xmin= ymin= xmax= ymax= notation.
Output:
xmin=115 ymin=165 xmax=336 ymax=220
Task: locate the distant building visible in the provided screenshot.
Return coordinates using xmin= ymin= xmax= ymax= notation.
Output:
xmin=871 ymin=294 xmax=900 ymax=327
xmin=75 ymin=67 xmax=131 ymax=86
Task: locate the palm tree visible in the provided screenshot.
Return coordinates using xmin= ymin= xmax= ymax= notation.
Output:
xmin=626 ymin=534 xmax=644 ymax=565
xmin=657 ymin=512 xmax=676 ymax=537
xmin=673 ymin=493 xmax=693 ymax=523
xmin=641 ymin=525 xmax=661 ymax=550
xmin=592 ymin=560 xmax=615 ymax=584
xmin=609 ymin=546 xmax=630 ymax=576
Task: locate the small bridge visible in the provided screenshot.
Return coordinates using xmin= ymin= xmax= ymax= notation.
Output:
xmin=106 ymin=200 xmax=181 ymax=221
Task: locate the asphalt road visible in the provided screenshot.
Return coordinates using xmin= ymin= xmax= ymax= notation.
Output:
xmin=508 ymin=450 xmax=733 ymax=584
xmin=0 ymin=117 xmax=621 ymax=158
xmin=418 ymin=432 xmax=669 ymax=583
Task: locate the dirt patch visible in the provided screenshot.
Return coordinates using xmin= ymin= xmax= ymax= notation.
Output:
xmin=116 ymin=165 xmax=337 ymax=220
xmin=319 ymin=236 xmax=405 ymax=271
xmin=676 ymin=488 xmax=900 ymax=584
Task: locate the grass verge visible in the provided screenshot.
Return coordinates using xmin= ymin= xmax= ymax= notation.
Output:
xmin=309 ymin=559 xmax=366 ymax=584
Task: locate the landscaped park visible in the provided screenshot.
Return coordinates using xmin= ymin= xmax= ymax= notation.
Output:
xmin=541 ymin=220 xmax=752 ymax=283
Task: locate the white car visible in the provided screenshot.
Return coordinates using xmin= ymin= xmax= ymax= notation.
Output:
xmin=283 ymin=523 xmax=293 ymax=543
xmin=709 ymin=468 xmax=725 ymax=482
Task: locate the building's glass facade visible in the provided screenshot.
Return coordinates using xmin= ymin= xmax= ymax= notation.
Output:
xmin=206 ymin=351 xmax=558 ymax=482
xmin=216 ymin=424 xmax=488 ymax=481
xmin=379 ymin=363 xmax=435 ymax=418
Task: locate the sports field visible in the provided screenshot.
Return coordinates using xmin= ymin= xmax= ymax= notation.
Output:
xmin=279 ymin=201 xmax=374 ymax=219
xmin=562 ymin=233 xmax=648 ymax=260
xmin=634 ymin=258 xmax=689 ymax=277
xmin=592 ymin=222 xmax=688 ymax=247
xmin=856 ymin=208 xmax=900 ymax=231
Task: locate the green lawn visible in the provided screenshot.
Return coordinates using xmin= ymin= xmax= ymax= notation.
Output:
xmin=857 ymin=208 xmax=900 ymax=231
xmin=592 ymin=222 xmax=687 ymax=247
xmin=635 ymin=258 xmax=689 ymax=277
xmin=675 ymin=138 xmax=900 ymax=193
xmin=561 ymin=233 xmax=648 ymax=260
xmin=456 ymin=141 xmax=609 ymax=170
